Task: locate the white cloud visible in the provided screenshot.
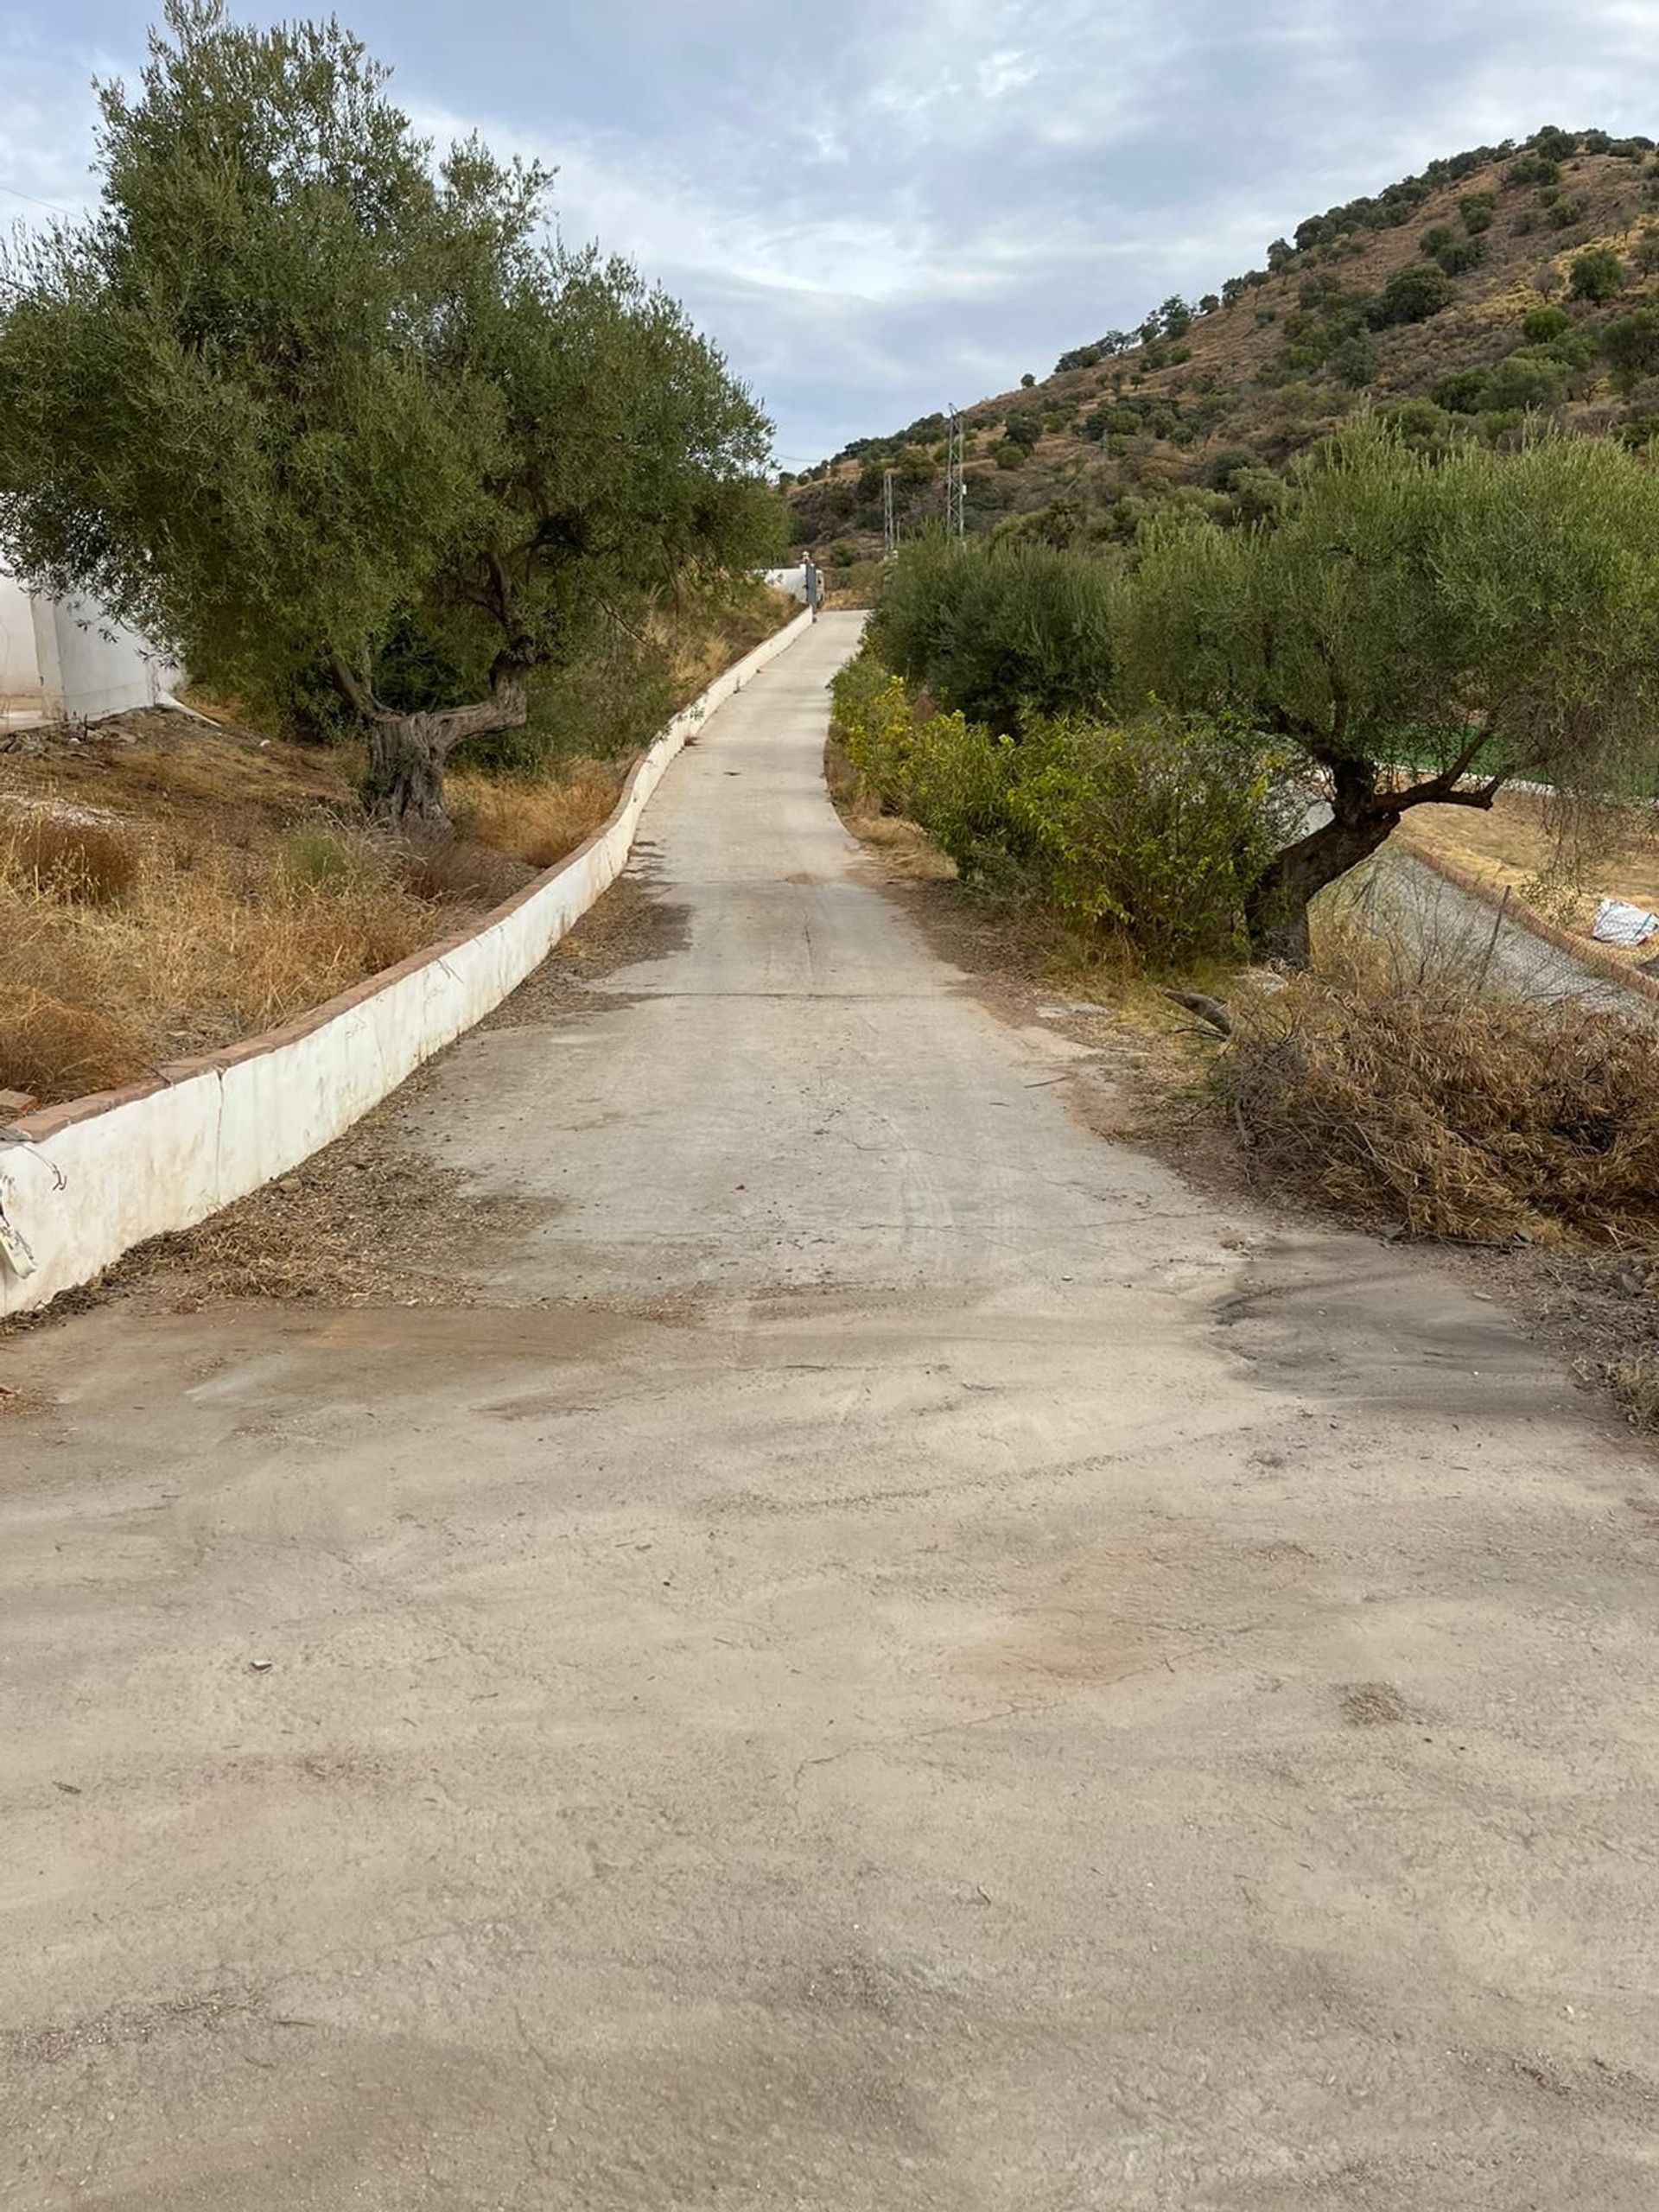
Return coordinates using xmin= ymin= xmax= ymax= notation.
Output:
xmin=0 ymin=34 xmax=107 ymax=219
xmin=3 ymin=0 xmax=1657 ymax=461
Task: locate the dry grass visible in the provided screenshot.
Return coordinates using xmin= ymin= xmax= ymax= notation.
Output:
xmin=1219 ymin=930 xmax=1659 ymax=1245
xmin=0 ymin=722 xmax=626 ymax=1107
xmin=1399 ymin=790 xmax=1659 ymax=958
xmin=451 ymin=760 xmax=625 ymax=871
xmin=823 ymin=736 xmax=957 ymax=881
xmin=1609 ymin=1354 xmax=1659 ymax=1428
xmin=390 ymin=830 xmax=528 ymax=908
xmin=665 ymin=586 xmax=798 ymax=700
xmin=3 ymin=989 xmax=149 ymax=1103
xmin=3 ymin=810 xmax=142 ymax=906
xmin=0 ymin=810 xmax=440 ymax=1103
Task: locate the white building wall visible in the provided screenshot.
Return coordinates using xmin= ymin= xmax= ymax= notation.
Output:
xmin=0 ymin=571 xmax=44 ymax=717
xmin=762 ymin=563 xmax=822 ymax=607
xmin=0 ymin=572 xmax=178 ymax=723
xmin=47 ymin=594 xmax=178 ymax=719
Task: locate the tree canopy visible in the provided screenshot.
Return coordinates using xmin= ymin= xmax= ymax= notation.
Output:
xmin=1121 ymin=420 xmax=1659 ymax=951
xmin=0 ymin=0 xmax=783 ymax=818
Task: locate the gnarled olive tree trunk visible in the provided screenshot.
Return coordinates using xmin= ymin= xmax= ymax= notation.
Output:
xmin=1245 ymin=817 xmax=1395 ymax=964
xmin=339 ymin=659 xmax=530 ymax=825
xmin=1246 ymin=752 xmax=1505 ymax=965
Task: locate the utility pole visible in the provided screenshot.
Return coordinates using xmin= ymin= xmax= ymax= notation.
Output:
xmin=944 ymin=406 xmax=967 ymax=543
xmin=882 ymin=467 xmax=897 ymax=561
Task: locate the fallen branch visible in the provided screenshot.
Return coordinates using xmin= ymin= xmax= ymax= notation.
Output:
xmin=1163 ymin=988 xmax=1232 ymax=1037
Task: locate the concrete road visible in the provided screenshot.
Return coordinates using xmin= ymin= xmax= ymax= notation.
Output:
xmin=1368 ymin=844 xmax=1659 ymax=1019
xmin=5 ymin=612 xmax=1659 ymax=2209
xmin=1306 ymin=797 xmax=1657 ymax=1019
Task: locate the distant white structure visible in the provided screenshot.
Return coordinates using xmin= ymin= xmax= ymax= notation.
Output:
xmin=0 ymin=570 xmax=180 ymax=728
xmin=762 ymin=560 xmax=823 ymax=611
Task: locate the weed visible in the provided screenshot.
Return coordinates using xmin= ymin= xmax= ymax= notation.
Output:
xmin=279 ymin=817 xmax=391 ymax=894
xmin=449 ymin=761 xmax=624 ymax=871
xmin=2 ymin=810 xmax=140 ymax=905
xmin=1218 ymin=932 xmax=1659 ymax=1243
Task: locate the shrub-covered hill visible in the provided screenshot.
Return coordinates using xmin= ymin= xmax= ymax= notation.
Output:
xmin=786 ymin=125 xmax=1659 ymax=558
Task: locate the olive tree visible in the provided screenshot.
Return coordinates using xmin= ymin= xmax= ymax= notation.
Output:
xmin=1121 ymin=421 xmax=1659 ymax=958
xmin=0 ymin=1 xmax=780 ymax=821
xmin=869 ymin=531 xmax=1120 ymax=733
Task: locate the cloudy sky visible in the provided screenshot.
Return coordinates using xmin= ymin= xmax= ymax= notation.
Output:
xmin=3 ymin=1 xmax=1656 ymax=465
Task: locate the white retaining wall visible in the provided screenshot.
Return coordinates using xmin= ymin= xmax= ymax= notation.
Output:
xmin=0 ymin=607 xmax=815 ymax=1318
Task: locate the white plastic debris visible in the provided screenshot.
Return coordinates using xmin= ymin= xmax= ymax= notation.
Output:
xmin=1591 ymin=897 xmax=1659 ymax=948
xmin=0 ymin=1169 xmax=37 ymax=1279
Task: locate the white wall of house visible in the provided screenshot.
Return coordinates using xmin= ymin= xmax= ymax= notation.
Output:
xmin=0 ymin=571 xmax=44 ymax=718
xmin=0 ymin=572 xmax=178 ymax=725
xmin=763 ymin=563 xmax=822 ymax=607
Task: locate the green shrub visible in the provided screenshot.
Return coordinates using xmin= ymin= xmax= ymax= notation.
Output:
xmin=1570 ymin=246 xmax=1625 ymax=303
xmin=1433 ymin=237 xmax=1484 ymax=276
xmin=1522 ymin=304 xmax=1572 ymax=343
xmin=1431 ymin=367 xmax=1490 ymax=414
xmin=831 ymin=658 xmax=1299 ymax=965
xmin=869 ymin=533 xmax=1119 ymax=731
xmin=830 ymin=661 xmax=1022 ymax=884
xmin=1198 ymin=446 xmax=1261 ymax=491
xmin=1459 ymin=192 xmax=1496 ymax=234
xmin=1001 ymin=712 xmax=1300 ymax=963
xmin=1602 ymin=308 xmax=1659 ymax=386
xmin=1365 ymin=265 xmax=1457 ymax=327
xmin=1482 ymin=351 xmax=1568 ymax=410
xmin=1376 ymin=397 xmax=1465 ymax=454
xmin=1228 ymin=467 xmax=1289 ymax=525
xmin=1328 ymin=330 xmax=1380 ymax=385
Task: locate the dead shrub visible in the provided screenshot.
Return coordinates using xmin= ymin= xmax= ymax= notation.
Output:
xmin=3 ymin=810 xmax=140 ymax=905
xmin=1607 ymin=1353 xmax=1659 ymax=1428
xmin=1219 ymin=953 xmax=1659 ymax=1244
xmin=450 ymin=760 xmax=624 ymax=871
xmin=392 ymin=831 xmax=527 ymax=908
xmin=0 ymin=987 xmax=149 ymax=1101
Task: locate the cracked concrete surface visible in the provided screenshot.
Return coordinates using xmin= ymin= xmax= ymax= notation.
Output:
xmin=4 ymin=613 xmax=1659 ymax=2208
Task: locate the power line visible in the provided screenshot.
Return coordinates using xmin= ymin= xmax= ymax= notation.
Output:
xmin=0 ymin=179 xmax=72 ymax=217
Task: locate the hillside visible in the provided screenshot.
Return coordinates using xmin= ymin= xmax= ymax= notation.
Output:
xmin=787 ymin=126 xmax=1659 ymax=561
